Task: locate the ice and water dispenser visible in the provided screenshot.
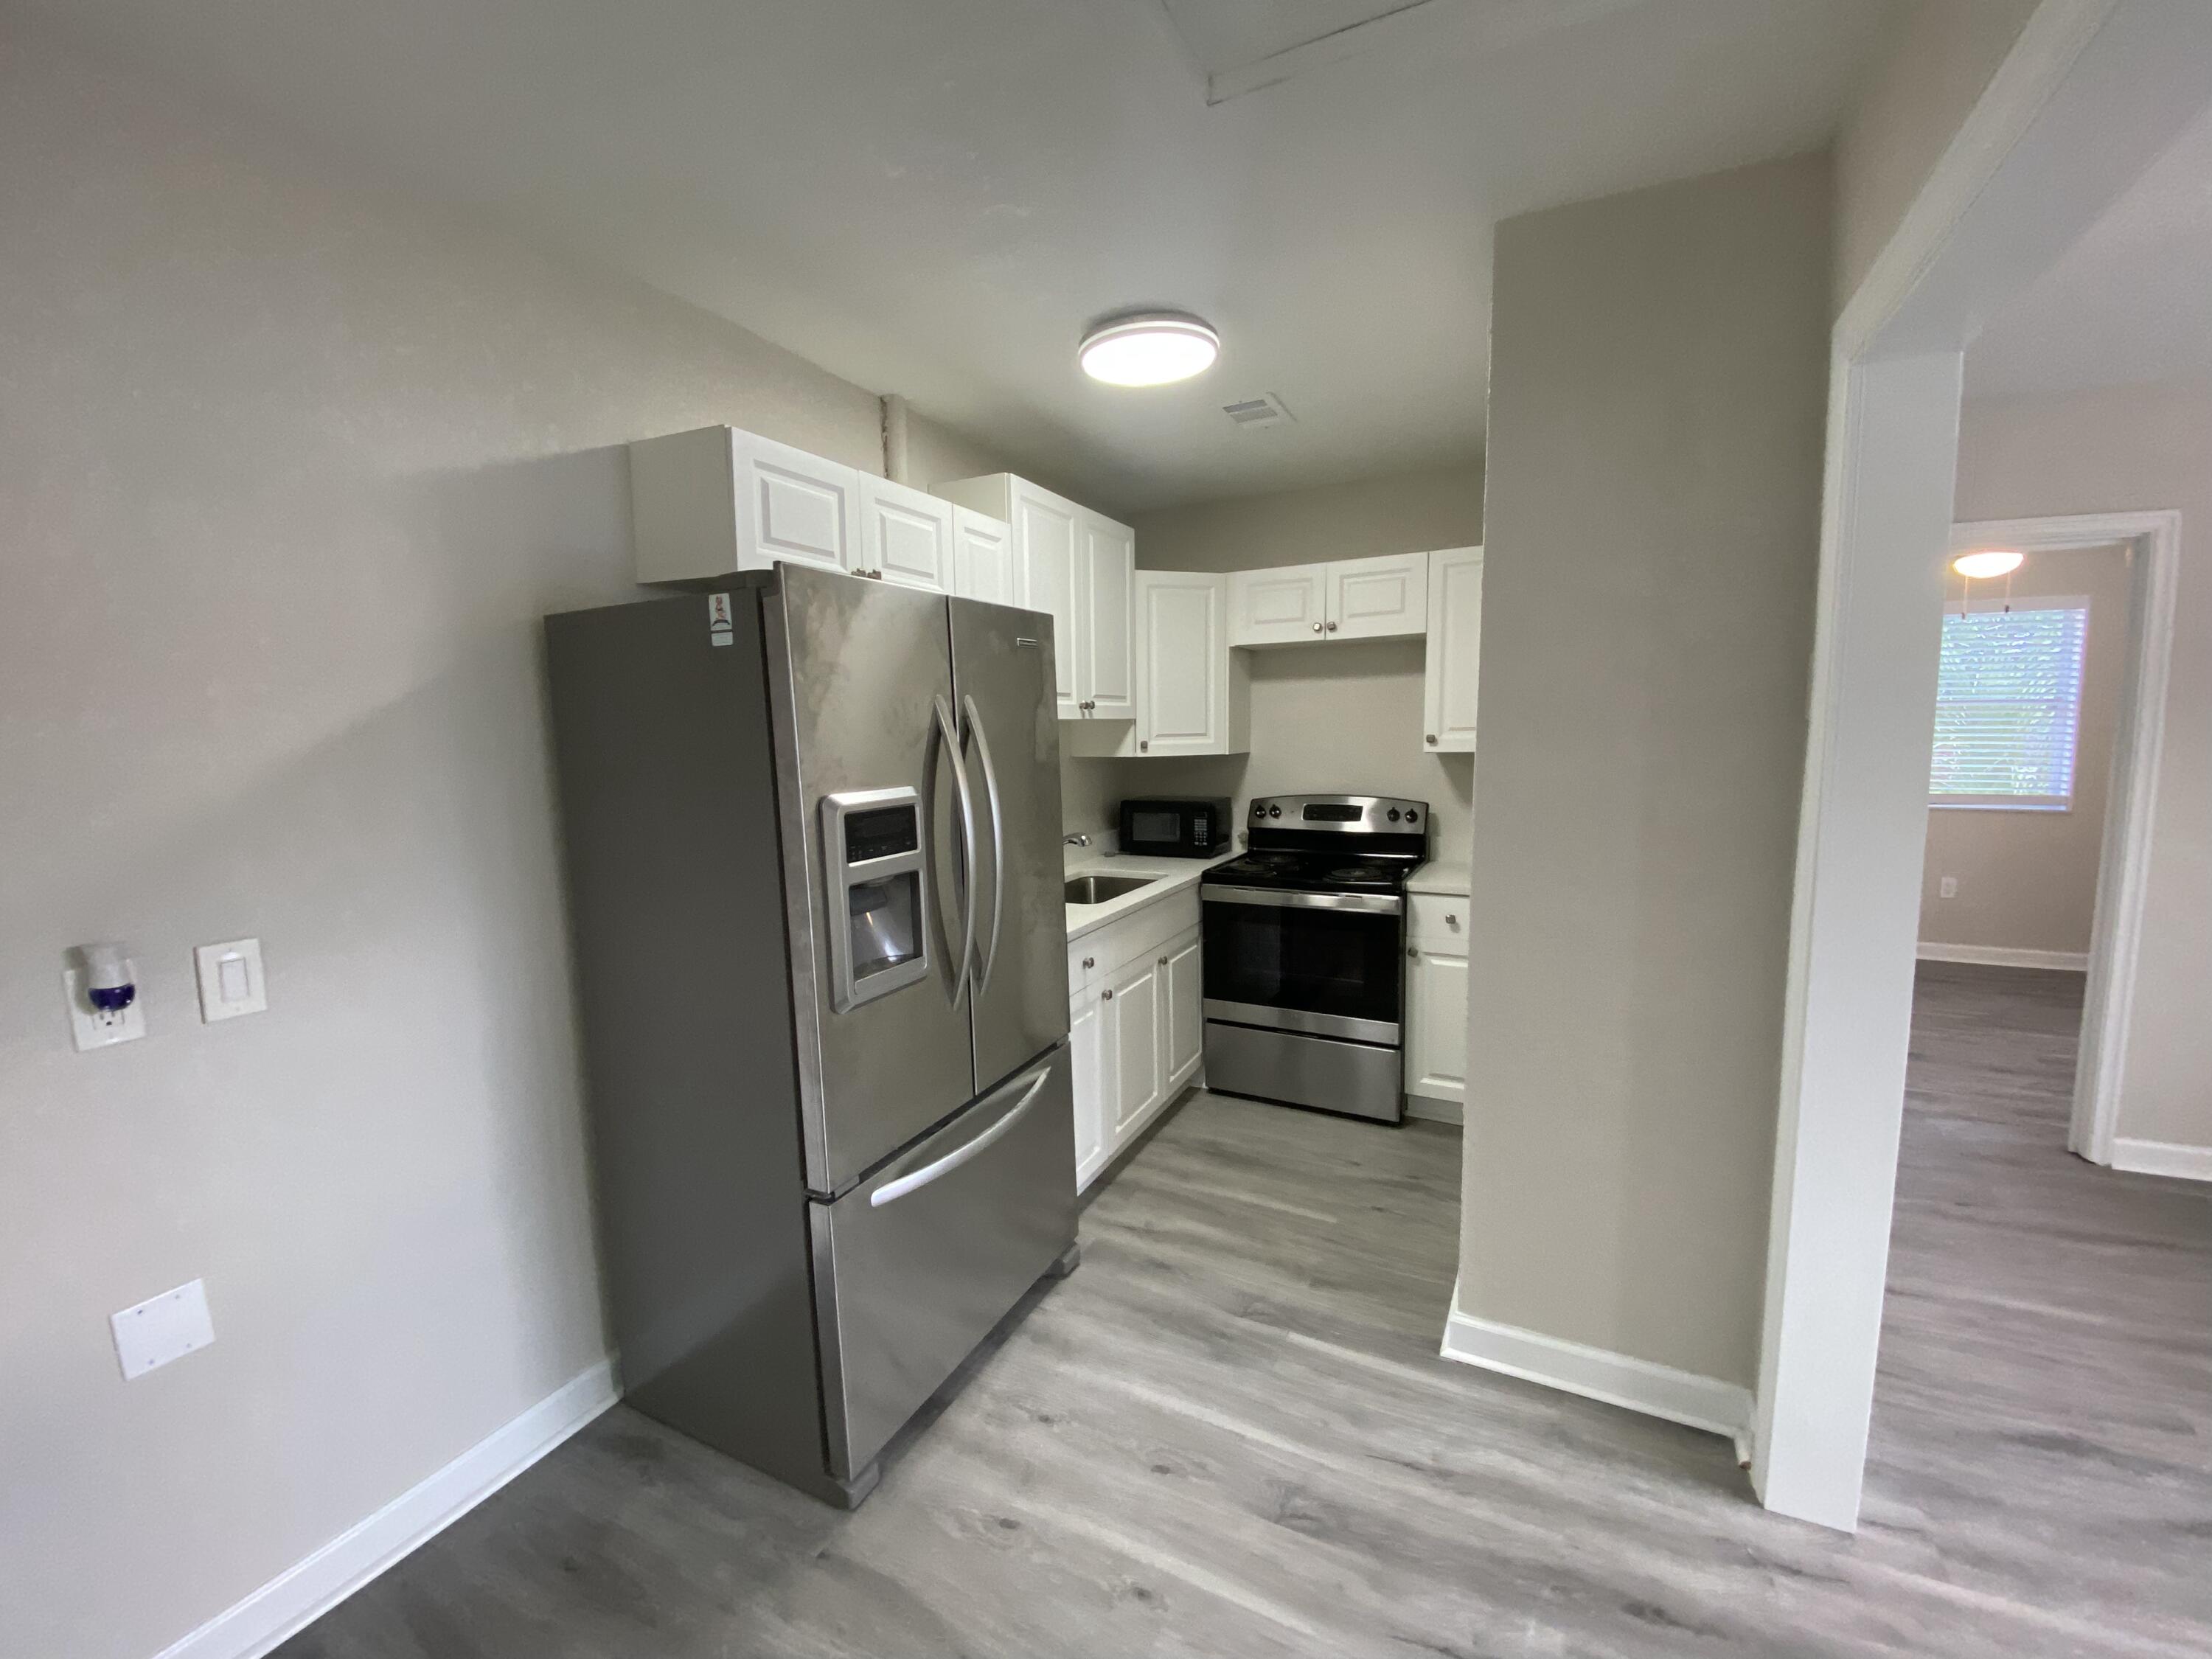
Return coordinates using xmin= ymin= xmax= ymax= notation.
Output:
xmin=820 ymin=787 xmax=930 ymax=1010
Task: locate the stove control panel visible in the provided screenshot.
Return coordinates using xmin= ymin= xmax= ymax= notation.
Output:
xmin=1248 ymin=794 xmax=1427 ymax=835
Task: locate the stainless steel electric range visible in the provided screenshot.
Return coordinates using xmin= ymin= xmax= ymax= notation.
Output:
xmin=1200 ymin=793 xmax=1430 ymax=1124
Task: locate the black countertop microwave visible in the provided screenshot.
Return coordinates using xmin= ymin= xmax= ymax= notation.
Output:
xmin=1119 ymin=797 xmax=1232 ymax=858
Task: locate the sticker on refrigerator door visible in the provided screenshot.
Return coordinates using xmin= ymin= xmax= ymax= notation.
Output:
xmin=706 ymin=592 xmax=734 ymax=646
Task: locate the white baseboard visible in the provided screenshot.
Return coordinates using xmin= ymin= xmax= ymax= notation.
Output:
xmin=2110 ymin=1138 xmax=2212 ymax=1182
xmin=1405 ymin=1095 xmax=1464 ymax=1126
xmin=1916 ymin=942 xmax=2090 ymax=972
xmin=1439 ymin=1284 xmax=1750 ymax=1439
xmin=154 ymin=1358 xmax=619 ymax=1659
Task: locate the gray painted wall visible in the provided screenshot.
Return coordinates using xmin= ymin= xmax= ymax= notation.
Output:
xmin=1919 ymin=542 xmax=2129 ymax=959
xmin=1953 ymin=383 xmax=2212 ymax=1153
xmin=0 ymin=30 xmax=1012 ymax=1659
xmin=1832 ymin=0 xmax=2039 ymax=311
xmin=1459 ymin=153 xmax=1833 ymax=1388
xmin=1131 ymin=464 xmax=1484 ymax=574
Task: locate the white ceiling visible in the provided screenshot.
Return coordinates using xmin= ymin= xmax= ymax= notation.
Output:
xmin=21 ymin=0 xmax=1903 ymax=511
xmin=1966 ymin=100 xmax=2212 ymax=403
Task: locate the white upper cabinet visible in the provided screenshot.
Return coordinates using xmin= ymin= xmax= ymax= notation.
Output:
xmin=1329 ymin=552 xmax=1429 ymax=639
xmin=1229 ymin=566 xmax=1329 ymax=646
xmin=857 ymin=475 xmax=953 ymax=592
xmin=1135 ymin=571 xmax=1248 ymax=757
xmin=1081 ymin=515 xmax=1135 ymax=720
xmin=950 ymin=507 xmax=1018 ymax=605
xmin=1228 ymin=553 xmax=1428 ymax=646
xmin=629 ymin=425 xmax=860 ymax=584
xmin=1422 ymin=546 xmax=1484 ymax=753
xmin=936 ymin=473 xmax=1135 ymax=722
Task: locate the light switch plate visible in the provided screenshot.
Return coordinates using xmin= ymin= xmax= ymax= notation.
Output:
xmin=194 ymin=938 xmax=267 ymax=1022
xmin=112 ymin=1279 xmax=215 ymax=1380
xmin=63 ymin=967 xmax=146 ymax=1051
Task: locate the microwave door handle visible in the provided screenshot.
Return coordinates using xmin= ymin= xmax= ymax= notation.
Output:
xmin=933 ymin=695 xmax=978 ymax=1006
xmin=962 ymin=693 xmax=1006 ymax=992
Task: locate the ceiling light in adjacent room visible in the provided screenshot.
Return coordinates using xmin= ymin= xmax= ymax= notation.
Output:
xmin=1079 ymin=311 xmax=1220 ymax=386
xmin=1952 ymin=550 xmax=2025 ymax=579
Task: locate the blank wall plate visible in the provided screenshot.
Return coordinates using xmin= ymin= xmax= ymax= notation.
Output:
xmin=195 ymin=937 xmax=268 ymax=1022
xmin=112 ymin=1279 xmax=215 ymax=1380
xmin=63 ymin=966 xmax=146 ymax=1051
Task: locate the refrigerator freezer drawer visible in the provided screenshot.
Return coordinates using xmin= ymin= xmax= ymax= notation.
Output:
xmin=1203 ymin=1019 xmax=1404 ymax=1124
xmin=809 ymin=1045 xmax=1076 ymax=1479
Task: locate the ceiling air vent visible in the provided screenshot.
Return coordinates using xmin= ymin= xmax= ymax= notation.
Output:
xmin=1221 ymin=393 xmax=1294 ymax=430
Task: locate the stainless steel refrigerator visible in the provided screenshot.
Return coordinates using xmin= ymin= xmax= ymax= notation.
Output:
xmin=545 ymin=566 xmax=1076 ymax=1507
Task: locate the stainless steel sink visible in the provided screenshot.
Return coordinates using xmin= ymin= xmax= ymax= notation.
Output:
xmin=1064 ymin=874 xmax=1155 ymax=905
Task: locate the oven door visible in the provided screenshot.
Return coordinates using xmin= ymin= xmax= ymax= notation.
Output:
xmin=1201 ymin=886 xmax=1403 ymax=1042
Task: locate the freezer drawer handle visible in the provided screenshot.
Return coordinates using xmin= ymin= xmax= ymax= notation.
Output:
xmin=933 ymin=695 xmax=979 ymax=1006
xmin=961 ymin=693 xmax=1006 ymax=993
xmin=867 ymin=1065 xmax=1051 ymax=1208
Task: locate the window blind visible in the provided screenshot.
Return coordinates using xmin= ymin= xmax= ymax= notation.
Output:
xmin=1929 ymin=599 xmax=2088 ymax=810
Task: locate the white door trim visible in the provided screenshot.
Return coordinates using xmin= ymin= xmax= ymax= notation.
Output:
xmin=1951 ymin=512 xmax=2180 ymax=1167
xmin=1755 ymin=0 xmax=2212 ymax=1533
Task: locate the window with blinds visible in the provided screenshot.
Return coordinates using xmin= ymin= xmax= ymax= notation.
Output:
xmin=1929 ymin=597 xmax=2089 ymax=810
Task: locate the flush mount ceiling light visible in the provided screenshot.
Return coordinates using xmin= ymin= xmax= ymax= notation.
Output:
xmin=1952 ymin=549 xmax=2025 ymax=579
xmin=1078 ymin=311 xmax=1220 ymax=386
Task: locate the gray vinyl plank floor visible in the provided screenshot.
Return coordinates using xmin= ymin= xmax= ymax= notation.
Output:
xmin=278 ymin=964 xmax=2209 ymax=1658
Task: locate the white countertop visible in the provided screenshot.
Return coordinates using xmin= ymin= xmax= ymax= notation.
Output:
xmin=1407 ymin=858 xmax=1472 ymax=897
xmin=1063 ymin=849 xmax=1237 ymax=942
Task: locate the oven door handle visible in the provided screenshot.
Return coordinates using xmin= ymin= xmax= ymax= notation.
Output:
xmin=1202 ymin=885 xmax=1402 ymax=916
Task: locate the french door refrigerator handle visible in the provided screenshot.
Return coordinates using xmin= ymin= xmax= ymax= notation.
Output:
xmin=866 ymin=1063 xmax=1051 ymax=1208
xmin=961 ymin=693 xmax=1006 ymax=992
xmin=933 ymin=695 xmax=979 ymax=1006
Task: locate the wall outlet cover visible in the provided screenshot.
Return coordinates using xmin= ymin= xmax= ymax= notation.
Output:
xmin=112 ymin=1279 xmax=215 ymax=1380
xmin=63 ymin=966 xmax=146 ymax=1051
xmin=1938 ymin=876 xmax=1959 ymax=899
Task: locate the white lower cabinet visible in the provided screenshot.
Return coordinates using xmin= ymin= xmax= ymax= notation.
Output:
xmin=1406 ymin=946 xmax=1469 ymax=1105
xmin=1069 ymin=987 xmax=1106 ymax=1186
xmin=1068 ymin=894 xmax=1203 ymax=1192
xmin=1405 ymin=891 xmax=1470 ymax=1115
xmin=1105 ymin=954 xmax=1162 ymax=1138
xmin=1164 ymin=928 xmax=1203 ymax=1087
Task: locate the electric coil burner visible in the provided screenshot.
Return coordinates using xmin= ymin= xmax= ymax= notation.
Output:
xmin=1200 ymin=794 xmax=1430 ymax=1124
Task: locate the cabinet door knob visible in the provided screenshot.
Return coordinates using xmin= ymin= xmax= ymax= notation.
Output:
xmin=1140 ymin=740 xmax=1149 ymax=751
xmin=1082 ymin=956 xmax=1095 ymax=970
xmin=1311 ymin=622 xmax=1324 ymax=633
xmin=1447 ymin=914 xmax=1459 ymax=927
xmin=1425 ymin=734 xmax=1438 ymax=745
xmin=1102 ymin=987 xmax=1114 ymax=1001
xmin=1158 ymin=956 xmax=1168 ymax=967
xmin=1408 ymin=946 xmax=1419 ymax=959
xmin=1325 ymin=620 xmax=1339 ymax=633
